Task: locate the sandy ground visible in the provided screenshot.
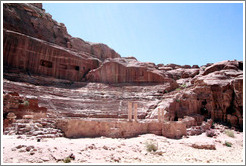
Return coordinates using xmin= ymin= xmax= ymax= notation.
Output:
xmin=2 ymin=126 xmax=244 ymax=164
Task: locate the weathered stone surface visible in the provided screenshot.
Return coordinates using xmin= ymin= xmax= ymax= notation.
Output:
xmin=164 ymin=68 xmax=200 ymax=80
xmin=149 ymin=60 xmax=243 ymax=129
xmin=56 ymin=118 xmax=187 ymax=139
xmin=162 ymin=121 xmax=187 ymax=139
xmin=3 ymin=29 xmax=99 ymax=82
xmin=3 ymin=3 xmax=120 ymax=61
xmin=3 ymin=75 xmax=176 ymax=120
xmin=56 ymin=118 xmax=150 ymax=138
xmin=87 ymin=57 xmax=179 ymax=86
xmin=3 ymin=91 xmax=47 ymax=120
xmin=191 ymin=142 xmax=216 ymax=150
xmin=4 ymin=116 xmax=64 ymax=138
xmin=202 ymin=60 xmax=242 ymax=76
xmin=186 ymin=119 xmax=213 ymax=136
xmin=30 ymin=3 xmax=42 ymax=9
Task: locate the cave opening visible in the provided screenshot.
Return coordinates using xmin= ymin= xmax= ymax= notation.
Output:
xmin=75 ymin=66 xmax=80 ymax=71
xmin=3 ymin=112 xmax=8 ymax=119
xmin=174 ymin=116 xmax=178 ymax=121
xmin=226 ymin=91 xmax=236 ymax=115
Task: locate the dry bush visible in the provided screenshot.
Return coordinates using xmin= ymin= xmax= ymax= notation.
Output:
xmin=225 ymin=130 xmax=235 ymax=138
xmin=145 ymin=140 xmax=158 ymax=152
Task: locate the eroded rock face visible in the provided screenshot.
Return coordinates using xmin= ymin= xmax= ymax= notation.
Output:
xmin=3 ymin=74 xmax=176 ymax=120
xmin=162 ymin=121 xmax=187 ymax=139
xmin=3 ymin=3 xmax=120 ymax=61
xmin=3 ymin=91 xmax=47 ymax=120
xmin=87 ymin=57 xmax=179 ymax=87
xmin=3 ymin=91 xmax=48 ymax=133
xmin=164 ymin=68 xmax=200 ymax=80
xmin=4 ymin=29 xmax=99 ymax=82
xmin=150 ymin=60 xmax=243 ymax=129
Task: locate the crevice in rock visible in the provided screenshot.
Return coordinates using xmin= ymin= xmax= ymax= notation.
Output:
xmin=82 ymin=68 xmax=91 ymax=80
xmin=226 ymin=91 xmax=236 ymax=115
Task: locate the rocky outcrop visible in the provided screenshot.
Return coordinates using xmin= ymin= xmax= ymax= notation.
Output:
xmin=87 ymin=57 xmax=179 ymax=86
xmin=3 ymin=91 xmax=47 ymax=120
xmin=164 ymin=68 xmax=200 ymax=80
xmin=4 ymin=118 xmax=64 ymax=138
xmin=149 ymin=60 xmax=243 ymax=129
xmin=3 ymin=3 xmax=120 ymax=62
xmin=3 ymin=91 xmax=64 ymax=138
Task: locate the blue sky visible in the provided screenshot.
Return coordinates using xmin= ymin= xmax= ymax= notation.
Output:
xmin=43 ymin=3 xmax=243 ymax=66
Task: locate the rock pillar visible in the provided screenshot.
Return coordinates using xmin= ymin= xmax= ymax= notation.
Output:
xmin=158 ymin=108 xmax=161 ymax=122
xmin=158 ymin=108 xmax=164 ymax=123
xmin=134 ymin=103 xmax=138 ymax=122
xmin=128 ymin=102 xmax=132 ymax=121
xmin=161 ymin=108 xmax=164 ymax=123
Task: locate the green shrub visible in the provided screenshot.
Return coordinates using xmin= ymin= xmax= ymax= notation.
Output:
xmin=225 ymin=130 xmax=234 ymax=138
xmin=180 ymin=84 xmax=187 ymax=88
xmin=176 ymin=99 xmax=181 ymax=103
xmin=224 ymin=141 xmax=232 ymax=147
xmin=20 ymin=101 xmax=29 ymax=107
xmin=63 ymin=157 xmax=71 ymax=163
xmin=145 ymin=140 xmax=158 ymax=152
xmin=175 ymin=88 xmax=181 ymax=91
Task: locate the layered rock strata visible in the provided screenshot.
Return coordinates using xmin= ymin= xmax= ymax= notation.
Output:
xmin=150 ymin=60 xmax=243 ymax=129
xmin=3 ymin=3 xmax=120 ymax=61
xmin=87 ymin=57 xmax=179 ymax=85
xmin=4 ymin=29 xmax=99 ymax=82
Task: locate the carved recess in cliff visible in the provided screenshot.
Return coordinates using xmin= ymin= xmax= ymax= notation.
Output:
xmin=3 ymin=30 xmax=99 ymax=81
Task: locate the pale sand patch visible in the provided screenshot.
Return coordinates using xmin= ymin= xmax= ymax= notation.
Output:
xmin=2 ymin=130 xmax=244 ymax=164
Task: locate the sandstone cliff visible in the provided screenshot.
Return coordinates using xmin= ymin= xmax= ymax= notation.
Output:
xmin=4 ymin=29 xmax=99 ymax=81
xmin=149 ymin=60 xmax=243 ymax=129
xmin=3 ymin=3 xmax=120 ymax=61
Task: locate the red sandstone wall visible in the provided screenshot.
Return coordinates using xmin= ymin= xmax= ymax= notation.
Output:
xmin=3 ymin=30 xmax=99 ymax=82
xmin=87 ymin=60 xmax=179 ymax=85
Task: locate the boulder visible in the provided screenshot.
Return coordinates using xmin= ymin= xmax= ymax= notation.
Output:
xmin=164 ymin=68 xmax=200 ymax=80
xmin=202 ymin=60 xmax=242 ymax=76
xmin=191 ymin=142 xmax=216 ymax=150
